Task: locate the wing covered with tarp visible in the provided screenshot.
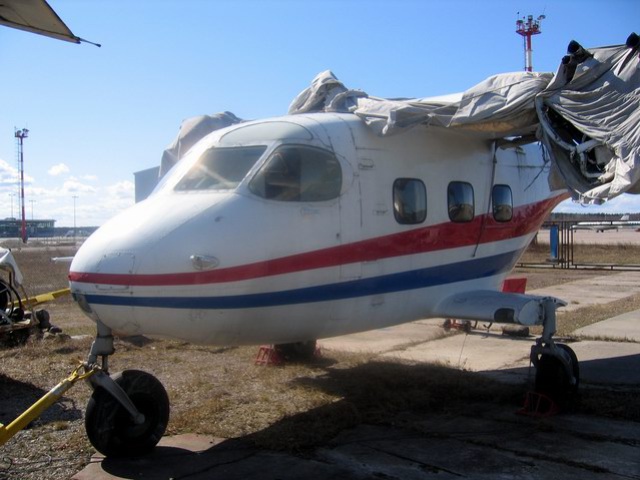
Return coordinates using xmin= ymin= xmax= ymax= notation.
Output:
xmin=161 ymin=35 xmax=640 ymax=205
xmin=288 ymin=35 xmax=640 ymax=204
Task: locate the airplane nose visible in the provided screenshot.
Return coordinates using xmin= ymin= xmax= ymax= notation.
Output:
xmin=69 ymin=193 xmax=233 ymax=295
xmin=69 ymin=194 xmax=211 ymax=325
xmin=70 ymin=213 xmax=142 ymax=289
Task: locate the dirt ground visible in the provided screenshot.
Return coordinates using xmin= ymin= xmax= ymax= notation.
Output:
xmin=0 ymin=244 xmax=638 ymax=480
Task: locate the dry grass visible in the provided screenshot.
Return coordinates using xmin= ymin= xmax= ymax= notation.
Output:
xmin=521 ymin=241 xmax=640 ymax=266
xmin=558 ymin=292 xmax=640 ymax=337
xmin=0 ymin=244 xmax=638 ymax=479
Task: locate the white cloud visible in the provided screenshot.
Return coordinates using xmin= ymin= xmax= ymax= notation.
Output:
xmin=0 ymin=158 xmax=19 ymax=187
xmin=0 ymin=170 xmax=136 ymax=226
xmin=48 ymin=163 xmax=70 ymax=176
xmin=62 ymin=178 xmax=97 ymax=194
xmin=106 ymin=180 xmax=135 ymax=200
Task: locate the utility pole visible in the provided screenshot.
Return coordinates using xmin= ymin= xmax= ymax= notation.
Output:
xmin=73 ymin=195 xmax=78 ymax=243
xmin=516 ymin=14 xmax=545 ymax=72
xmin=14 ymin=128 xmax=29 ymax=243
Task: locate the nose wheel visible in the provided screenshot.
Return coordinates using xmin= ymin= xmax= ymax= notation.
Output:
xmin=85 ymin=369 xmax=170 ymax=457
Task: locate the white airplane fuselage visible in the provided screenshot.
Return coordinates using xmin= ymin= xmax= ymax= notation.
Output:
xmin=69 ymin=113 xmax=566 ymax=345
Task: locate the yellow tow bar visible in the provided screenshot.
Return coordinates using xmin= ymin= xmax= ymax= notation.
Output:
xmin=0 ymin=363 xmax=98 ymax=447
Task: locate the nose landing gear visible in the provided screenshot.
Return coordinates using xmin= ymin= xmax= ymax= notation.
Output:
xmin=84 ymin=321 xmax=170 ymax=456
xmin=85 ymin=369 xmax=170 ymax=457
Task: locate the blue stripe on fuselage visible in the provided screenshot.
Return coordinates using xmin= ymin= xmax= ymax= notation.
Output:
xmin=84 ymin=249 xmax=521 ymax=309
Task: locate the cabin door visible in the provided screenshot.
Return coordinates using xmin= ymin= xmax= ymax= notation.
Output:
xmin=335 ymin=125 xmax=362 ymax=281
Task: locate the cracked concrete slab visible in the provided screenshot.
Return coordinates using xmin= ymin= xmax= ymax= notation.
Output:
xmin=74 ymin=410 xmax=640 ymax=480
xmin=527 ymin=271 xmax=640 ymax=312
xmin=73 ymin=435 xmax=357 ymax=480
xmin=380 ymin=330 xmax=533 ymax=373
xmin=574 ymin=309 xmax=640 ymax=342
xmin=321 ymin=319 xmax=447 ymax=354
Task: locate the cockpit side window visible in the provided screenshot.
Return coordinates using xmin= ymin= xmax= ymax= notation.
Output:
xmin=249 ymin=145 xmax=342 ymax=202
xmin=174 ymin=145 xmax=267 ymax=191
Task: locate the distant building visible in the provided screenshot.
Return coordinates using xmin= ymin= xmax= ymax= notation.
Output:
xmin=134 ymin=167 xmax=160 ymax=202
xmin=0 ymin=218 xmax=55 ymax=238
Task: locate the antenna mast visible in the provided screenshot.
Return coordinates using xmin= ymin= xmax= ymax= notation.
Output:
xmin=516 ymin=14 xmax=545 ymax=72
xmin=14 ymin=128 xmax=29 ymax=243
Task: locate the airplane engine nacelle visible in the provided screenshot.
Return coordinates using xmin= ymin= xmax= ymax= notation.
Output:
xmin=434 ymin=290 xmax=566 ymax=327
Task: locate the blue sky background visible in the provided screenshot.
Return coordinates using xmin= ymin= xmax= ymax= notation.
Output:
xmin=0 ymin=0 xmax=638 ymax=226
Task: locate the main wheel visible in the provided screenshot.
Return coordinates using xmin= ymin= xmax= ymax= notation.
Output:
xmin=85 ymin=369 xmax=169 ymax=457
xmin=535 ymin=343 xmax=579 ymax=408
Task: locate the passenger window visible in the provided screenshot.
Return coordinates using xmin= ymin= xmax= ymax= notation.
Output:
xmin=448 ymin=182 xmax=474 ymax=222
xmin=393 ymin=178 xmax=426 ymax=224
xmin=492 ymin=185 xmax=513 ymax=222
xmin=249 ymin=145 xmax=342 ymax=202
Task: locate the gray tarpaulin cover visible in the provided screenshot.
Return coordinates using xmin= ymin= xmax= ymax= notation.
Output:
xmin=160 ymin=112 xmax=244 ymax=177
xmin=162 ymin=36 xmax=640 ymax=204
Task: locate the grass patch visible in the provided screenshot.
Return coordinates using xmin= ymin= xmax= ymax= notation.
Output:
xmin=244 ymin=358 xmax=524 ymax=452
xmin=557 ymin=292 xmax=640 ymax=337
xmin=521 ymin=241 xmax=640 ymax=266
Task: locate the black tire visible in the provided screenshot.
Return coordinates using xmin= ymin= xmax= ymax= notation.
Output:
xmin=274 ymin=340 xmax=317 ymax=362
xmin=85 ymin=370 xmax=169 ymax=457
xmin=535 ymin=343 xmax=579 ymax=408
xmin=558 ymin=343 xmax=580 ymax=392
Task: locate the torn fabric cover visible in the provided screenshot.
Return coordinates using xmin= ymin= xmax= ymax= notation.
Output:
xmin=159 ymin=112 xmax=244 ymax=177
xmin=536 ymin=38 xmax=640 ymax=204
xmin=287 ymin=70 xmax=552 ymax=137
xmin=288 ymin=36 xmax=640 ymax=204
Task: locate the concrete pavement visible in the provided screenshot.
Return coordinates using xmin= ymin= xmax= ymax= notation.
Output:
xmin=574 ymin=309 xmax=640 ymax=342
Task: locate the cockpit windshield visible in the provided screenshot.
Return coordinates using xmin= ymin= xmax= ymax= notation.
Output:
xmin=175 ymin=145 xmax=267 ymax=191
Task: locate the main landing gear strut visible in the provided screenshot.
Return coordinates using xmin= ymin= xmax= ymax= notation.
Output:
xmin=529 ymin=299 xmax=580 ymax=408
xmin=436 ymin=291 xmax=580 ymax=408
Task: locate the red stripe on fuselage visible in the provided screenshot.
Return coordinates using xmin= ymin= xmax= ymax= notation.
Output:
xmin=69 ymin=195 xmax=564 ymax=286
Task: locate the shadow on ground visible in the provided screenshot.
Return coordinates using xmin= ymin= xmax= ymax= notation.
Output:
xmin=0 ymin=373 xmax=83 ymax=426
xmin=82 ymin=357 xmax=640 ymax=480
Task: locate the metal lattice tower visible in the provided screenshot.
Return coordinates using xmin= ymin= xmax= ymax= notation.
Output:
xmin=14 ymin=128 xmax=29 ymax=243
xmin=516 ymin=14 xmax=545 ymax=72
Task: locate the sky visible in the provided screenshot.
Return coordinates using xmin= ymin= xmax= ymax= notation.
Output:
xmin=0 ymin=0 xmax=638 ymax=227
